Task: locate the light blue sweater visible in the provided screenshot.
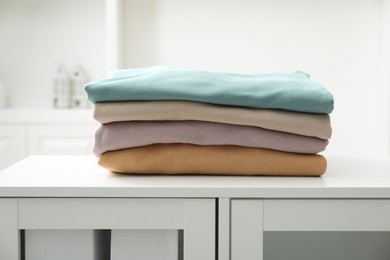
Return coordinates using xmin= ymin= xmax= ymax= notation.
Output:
xmin=85 ymin=66 xmax=334 ymax=114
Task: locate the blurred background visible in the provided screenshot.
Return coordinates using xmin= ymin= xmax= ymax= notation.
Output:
xmin=1 ymin=1 xmax=390 ymax=260
xmin=0 ymin=0 xmax=389 ymax=170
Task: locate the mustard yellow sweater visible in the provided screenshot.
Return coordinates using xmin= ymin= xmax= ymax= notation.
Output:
xmin=99 ymin=144 xmax=326 ymax=176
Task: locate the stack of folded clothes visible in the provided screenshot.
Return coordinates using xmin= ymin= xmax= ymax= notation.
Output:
xmin=85 ymin=66 xmax=333 ymax=176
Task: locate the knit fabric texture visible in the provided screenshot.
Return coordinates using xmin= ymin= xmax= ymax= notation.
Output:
xmin=85 ymin=66 xmax=334 ymax=113
xmin=94 ymin=101 xmax=332 ymax=139
xmin=98 ymin=144 xmax=327 ymax=176
xmin=93 ymin=121 xmax=328 ymax=156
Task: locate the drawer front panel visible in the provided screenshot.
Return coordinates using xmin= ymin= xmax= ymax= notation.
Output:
xmin=264 ymin=199 xmax=390 ymax=231
xmin=19 ymin=198 xmax=183 ymax=229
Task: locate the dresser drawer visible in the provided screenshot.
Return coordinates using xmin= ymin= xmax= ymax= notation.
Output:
xmin=264 ymin=199 xmax=390 ymax=231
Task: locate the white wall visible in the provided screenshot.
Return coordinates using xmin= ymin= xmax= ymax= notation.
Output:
xmin=123 ymin=0 xmax=390 ymax=156
xmin=0 ymin=0 xmax=106 ymax=108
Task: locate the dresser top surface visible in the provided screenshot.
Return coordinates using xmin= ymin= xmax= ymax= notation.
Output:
xmin=0 ymin=155 xmax=389 ymax=198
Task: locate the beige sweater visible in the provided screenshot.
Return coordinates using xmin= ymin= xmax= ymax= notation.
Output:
xmin=94 ymin=101 xmax=331 ymax=139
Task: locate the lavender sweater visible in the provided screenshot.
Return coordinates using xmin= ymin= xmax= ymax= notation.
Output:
xmin=93 ymin=121 xmax=328 ymax=156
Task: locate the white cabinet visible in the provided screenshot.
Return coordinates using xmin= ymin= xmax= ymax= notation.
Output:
xmin=27 ymin=125 xmax=96 ymax=155
xmin=0 ymin=125 xmax=26 ymax=170
xmin=2 ymin=198 xmax=216 ymax=260
xmin=0 ymin=109 xmax=97 ymax=170
xmin=229 ymin=199 xmax=390 ymax=260
xmin=1 ymin=156 xmax=390 ymax=259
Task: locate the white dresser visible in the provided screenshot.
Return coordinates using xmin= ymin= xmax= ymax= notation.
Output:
xmin=0 ymin=155 xmax=390 ymax=260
